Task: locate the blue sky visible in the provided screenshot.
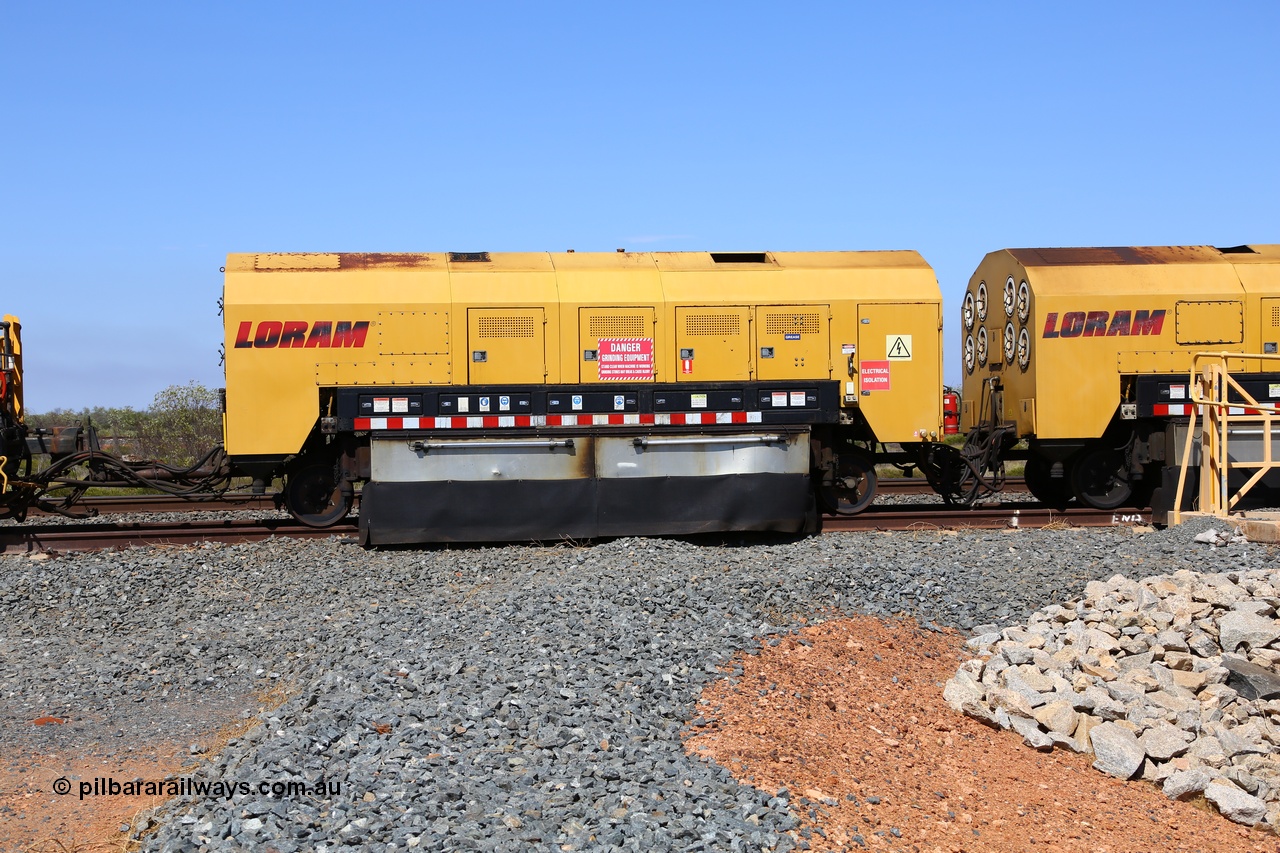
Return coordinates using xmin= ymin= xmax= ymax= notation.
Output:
xmin=4 ymin=2 xmax=1277 ymax=411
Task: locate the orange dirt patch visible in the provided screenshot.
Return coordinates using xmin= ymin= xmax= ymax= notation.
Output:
xmin=0 ymin=752 xmax=182 ymax=853
xmin=0 ymin=687 xmax=287 ymax=853
xmin=686 ymin=615 xmax=1280 ymax=853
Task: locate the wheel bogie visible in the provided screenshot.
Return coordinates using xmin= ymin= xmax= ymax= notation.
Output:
xmin=817 ymin=449 xmax=878 ymax=515
xmin=285 ymin=460 xmax=352 ymax=527
xmin=1022 ymin=453 xmax=1073 ymax=509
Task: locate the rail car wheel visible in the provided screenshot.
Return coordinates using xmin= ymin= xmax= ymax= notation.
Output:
xmin=1022 ymin=454 xmax=1073 ymax=509
xmin=818 ymin=450 xmax=878 ymax=515
xmin=1070 ymin=444 xmax=1132 ymax=510
xmin=285 ymin=462 xmax=351 ymax=527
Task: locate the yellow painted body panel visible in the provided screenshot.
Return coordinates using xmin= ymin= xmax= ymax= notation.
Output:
xmin=674 ymin=306 xmax=752 ymax=381
xmin=466 ymin=308 xmax=547 ymax=384
xmin=577 ymin=307 xmax=658 ymax=383
xmin=1174 ymin=301 xmax=1242 ymax=345
xmin=551 ymin=253 xmax=666 ymax=383
xmin=753 ymin=305 xmax=830 ymax=379
xmin=224 ymin=251 xmax=943 ymax=457
xmin=377 ymin=310 xmax=450 ymax=356
xmin=960 ymin=245 xmax=1280 ymax=440
xmin=857 ymin=302 xmax=944 ymax=440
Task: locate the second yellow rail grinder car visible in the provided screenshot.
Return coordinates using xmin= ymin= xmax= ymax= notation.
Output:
xmin=222 ymin=251 xmax=943 ymax=541
xmin=960 ymin=244 xmax=1280 ymax=511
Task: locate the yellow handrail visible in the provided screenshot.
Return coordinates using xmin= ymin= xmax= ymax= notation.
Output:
xmin=1173 ymin=352 xmax=1280 ymax=524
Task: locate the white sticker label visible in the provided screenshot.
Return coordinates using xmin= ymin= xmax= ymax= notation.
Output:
xmin=499 ymin=395 xmax=511 ymax=412
xmin=841 ymin=343 xmax=856 ymax=355
xmin=886 ymin=335 xmax=912 ymax=361
xmin=845 ymin=381 xmax=857 ymax=395
xmin=373 ymin=397 xmax=390 ymax=414
xmin=1270 ymin=384 xmax=1280 ymax=399
xmin=790 ymin=391 xmax=806 ymax=407
xmin=572 ymin=395 xmax=583 ymax=411
xmin=690 ymin=393 xmax=708 ymax=409
xmin=479 ymin=396 xmax=491 ymax=413
xmin=457 ymin=397 xmax=469 ymax=413
xmin=391 ymin=397 xmax=409 ymax=413
xmin=771 ymin=391 xmax=789 ymax=407
xmin=614 ymin=395 xmax=625 ymax=411
xmin=1169 ymin=385 xmax=1186 ymax=400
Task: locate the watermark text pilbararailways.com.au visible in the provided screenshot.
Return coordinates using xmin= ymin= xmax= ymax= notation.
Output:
xmin=51 ymin=775 xmax=342 ymax=801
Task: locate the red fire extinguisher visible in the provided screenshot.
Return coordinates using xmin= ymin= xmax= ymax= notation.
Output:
xmin=943 ymin=391 xmax=960 ymax=435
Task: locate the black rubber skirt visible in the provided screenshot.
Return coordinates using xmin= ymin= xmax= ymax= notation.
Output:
xmin=358 ymin=473 xmax=812 ymax=545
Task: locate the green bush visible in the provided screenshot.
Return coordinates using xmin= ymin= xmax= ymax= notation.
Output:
xmin=28 ymin=382 xmax=223 ymax=467
xmin=136 ymin=382 xmax=223 ymax=466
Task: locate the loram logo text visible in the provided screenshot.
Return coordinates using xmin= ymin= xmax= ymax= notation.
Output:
xmin=1042 ymin=309 xmax=1165 ymax=339
xmin=234 ymin=321 xmax=370 ymax=349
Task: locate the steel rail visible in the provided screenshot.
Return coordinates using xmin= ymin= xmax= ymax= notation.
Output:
xmin=27 ymin=494 xmax=280 ymax=517
xmin=2 ymin=497 xmax=1145 ymax=555
xmin=0 ymin=518 xmax=360 ymax=555
xmin=22 ymin=478 xmax=1026 ymax=516
xmin=822 ymin=502 xmax=1150 ymax=532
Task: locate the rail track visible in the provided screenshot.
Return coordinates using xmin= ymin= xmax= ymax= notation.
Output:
xmin=27 ymin=493 xmax=279 ymax=516
xmin=25 ymin=478 xmax=1026 ymax=517
xmin=824 ymin=502 xmax=1149 ymax=532
xmin=0 ymin=518 xmax=361 ymax=554
xmin=2 ymin=492 xmax=1143 ymax=555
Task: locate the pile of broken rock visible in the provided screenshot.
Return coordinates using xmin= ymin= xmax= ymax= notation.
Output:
xmin=944 ymin=568 xmax=1280 ymax=829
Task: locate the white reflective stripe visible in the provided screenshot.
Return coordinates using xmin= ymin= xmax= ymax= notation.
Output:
xmin=716 ymin=412 xmax=732 ymax=424
xmin=533 ymin=415 xmax=547 ymax=427
xmin=564 ymin=415 xmax=579 ymax=426
xmin=499 ymin=416 xmax=515 ymax=427
xmin=1229 ymin=407 xmax=1245 ymax=415
xmin=656 ymin=413 xmax=671 ymax=425
xmin=593 ymin=414 xmax=609 ymax=425
xmin=747 ymin=411 xmax=763 ymax=423
xmin=624 ymin=414 xmax=640 ymax=425
xmin=467 ymin=416 xmax=484 ymax=428
xmin=434 ymin=417 xmax=451 ymax=428
xmin=370 ymin=417 xmax=388 ymax=430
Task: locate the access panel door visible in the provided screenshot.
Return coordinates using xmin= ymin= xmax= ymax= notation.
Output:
xmin=467 ymin=308 xmax=546 ymax=384
xmin=856 ymin=302 xmax=942 ymax=442
xmin=674 ymin=306 xmax=751 ymax=381
xmin=578 ymin=307 xmax=657 ymax=383
xmin=754 ymin=305 xmax=829 ymax=380
xmin=1263 ymin=298 xmax=1280 ymax=357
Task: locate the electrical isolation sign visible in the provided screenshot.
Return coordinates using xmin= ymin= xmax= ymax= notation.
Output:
xmin=597 ymin=338 xmax=654 ymax=380
xmin=860 ymin=360 xmax=891 ymax=391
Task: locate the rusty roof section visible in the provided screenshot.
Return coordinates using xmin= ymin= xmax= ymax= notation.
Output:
xmin=1008 ymin=246 xmax=1228 ymax=267
xmin=248 ymin=253 xmax=440 ymax=271
xmin=336 ymin=252 xmax=437 ymax=269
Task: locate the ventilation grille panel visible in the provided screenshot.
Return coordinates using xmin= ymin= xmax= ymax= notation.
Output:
xmin=684 ymin=314 xmax=741 ymax=336
xmin=477 ymin=316 xmax=536 ymax=338
xmin=588 ymin=316 xmax=647 ymax=337
xmin=764 ymin=313 xmax=821 ymax=335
